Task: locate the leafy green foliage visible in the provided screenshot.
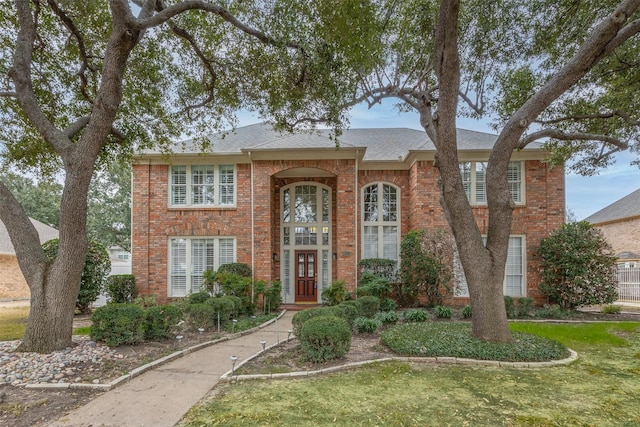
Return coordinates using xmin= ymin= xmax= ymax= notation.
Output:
xmin=205 ymin=296 xmax=239 ymax=321
xmin=321 ymin=280 xmax=350 ymax=306
xmin=602 ymin=305 xmax=622 ymax=314
xmin=331 ymin=303 xmax=360 ymax=325
xmin=262 ymin=281 xmax=282 ymax=314
xmin=90 ymin=303 xmax=145 ymax=347
xmin=216 ymin=263 xmax=252 ymax=277
xmin=357 ymin=296 xmax=380 ymax=318
xmin=403 ymin=309 xmax=431 ymax=323
xmin=143 ymin=304 xmax=183 ymax=340
xmin=42 ymin=239 xmax=111 ymax=314
xmin=292 ymin=307 xmax=337 ymax=336
xmin=381 ymin=323 xmax=569 ymax=362
xmin=353 ymin=317 xmax=381 ymax=333
xmin=462 ymin=305 xmax=472 ymax=319
xmin=379 ymin=297 xmax=397 ymax=313
xmin=0 ymin=172 xmax=61 ymax=228
xmin=105 ymin=275 xmax=137 ymax=304
xmin=184 ymin=303 xmax=218 ymax=332
xmin=538 ymin=221 xmax=618 ymax=309
xmin=399 ymin=229 xmax=455 ymax=307
xmin=357 ymin=272 xmax=392 ymax=299
xmin=189 ymin=291 xmax=212 ymax=305
xmin=504 ymin=296 xmax=516 ymax=319
xmin=374 ymin=310 xmax=399 ymax=325
xmin=358 ymin=259 xmax=398 ymax=282
xmin=433 ymin=306 xmax=453 ymax=319
xmin=215 ymin=272 xmax=255 ymax=315
xmin=299 ymin=315 xmax=351 ymax=363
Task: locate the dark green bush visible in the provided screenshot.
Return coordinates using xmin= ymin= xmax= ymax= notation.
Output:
xmin=189 ymin=291 xmax=211 ymax=305
xmin=263 ymin=281 xmax=282 ymax=313
xmin=358 ymin=258 xmax=397 ymax=281
xmin=379 ymin=297 xmax=397 ymax=312
xmin=538 ymin=221 xmax=618 ymax=309
xmin=299 ymin=315 xmax=351 ymax=363
xmin=357 ymin=296 xmax=380 ymax=318
xmin=353 ymin=317 xmax=381 ymax=333
xmin=403 ymin=308 xmax=431 ymax=322
xmin=292 ymin=307 xmax=336 ymax=336
xmin=217 ymin=262 xmax=252 ymax=277
xmin=42 ymin=238 xmax=111 ymax=314
xmin=462 ymin=305 xmax=472 ymax=319
xmin=144 ymin=304 xmax=183 ymax=340
xmin=216 ymin=272 xmax=255 ymax=315
xmin=340 ymin=300 xmax=363 ymax=316
xmin=322 ymin=280 xmax=350 ymax=306
xmin=504 ymin=296 xmax=516 ymax=319
xmin=357 ymin=272 xmax=392 ymax=299
xmin=374 ymin=310 xmax=399 ymax=324
xmin=534 ymin=304 xmax=570 ymax=319
xmin=332 ymin=303 xmax=360 ymax=325
xmin=433 ymin=305 xmax=453 ymax=319
xmin=106 ymin=274 xmax=137 ymax=303
xmin=90 ymin=303 xmax=145 ymax=346
xmin=185 ymin=303 xmax=217 ymax=331
xmin=602 ymin=304 xmax=621 ymax=314
xmin=205 ymin=296 xmax=237 ymax=321
xmin=517 ymin=297 xmax=534 ymax=317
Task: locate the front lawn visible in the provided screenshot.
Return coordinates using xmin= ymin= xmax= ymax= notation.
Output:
xmin=178 ymin=321 xmax=640 ymax=426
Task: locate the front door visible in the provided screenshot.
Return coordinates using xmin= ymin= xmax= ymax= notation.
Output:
xmin=295 ymin=250 xmax=317 ymax=302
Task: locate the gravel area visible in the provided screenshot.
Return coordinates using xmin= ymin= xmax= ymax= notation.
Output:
xmin=0 ymin=337 xmax=124 ymax=386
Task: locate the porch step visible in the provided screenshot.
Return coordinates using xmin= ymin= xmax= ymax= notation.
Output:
xmin=281 ymin=303 xmax=322 ymax=312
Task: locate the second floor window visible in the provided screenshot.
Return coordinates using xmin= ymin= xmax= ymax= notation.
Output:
xmin=170 ymin=164 xmax=235 ymax=207
xmin=460 ymin=161 xmax=523 ymax=204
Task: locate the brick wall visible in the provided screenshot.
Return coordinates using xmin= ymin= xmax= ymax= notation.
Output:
xmin=594 ymin=217 xmax=640 ymax=257
xmin=132 ymin=157 xmax=564 ymax=305
xmin=0 ymin=254 xmax=30 ymax=299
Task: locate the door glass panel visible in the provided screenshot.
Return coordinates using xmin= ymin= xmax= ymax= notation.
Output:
xmin=298 ymin=253 xmax=305 ymax=278
xmin=308 ymin=253 xmax=315 ymax=278
xmin=283 ymin=189 xmax=290 ymax=223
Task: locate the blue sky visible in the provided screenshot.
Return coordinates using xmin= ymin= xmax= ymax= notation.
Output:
xmin=237 ymin=101 xmax=639 ymax=221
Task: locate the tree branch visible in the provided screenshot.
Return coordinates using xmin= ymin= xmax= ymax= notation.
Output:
xmin=458 ymin=90 xmax=483 ymax=115
xmin=0 ymin=91 xmax=17 ymax=97
xmin=535 ymin=109 xmax=639 ymax=126
xmin=518 ymin=128 xmax=629 ymax=151
xmin=63 ymin=116 xmax=91 ymax=139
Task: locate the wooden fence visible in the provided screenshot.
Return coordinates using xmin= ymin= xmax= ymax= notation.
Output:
xmin=617 ymin=267 xmax=640 ymax=303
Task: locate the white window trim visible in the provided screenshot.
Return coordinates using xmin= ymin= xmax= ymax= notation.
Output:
xmin=460 ymin=161 xmax=525 ymax=206
xmin=167 ymin=237 xmax=237 ymax=297
xmin=361 ymin=182 xmax=401 ymax=261
xmin=168 ymin=164 xmax=237 ymax=208
xmin=453 ymin=235 xmax=527 ymax=297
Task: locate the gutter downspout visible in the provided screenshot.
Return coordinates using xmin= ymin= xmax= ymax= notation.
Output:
xmin=355 ymin=151 xmax=359 ymax=293
xmin=249 ymin=152 xmax=255 ymax=304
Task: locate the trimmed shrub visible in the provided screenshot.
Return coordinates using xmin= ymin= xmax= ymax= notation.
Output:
xmin=106 ymin=274 xmax=137 ymax=303
xmin=538 ymin=221 xmax=618 ymax=309
xmin=216 ymin=272 xmax=255 ymax=315
xmin=332 ymin=303 xmax=360 ymax=325
xmin=462 ymin=305 xmax=472 ymax=319
xmin=602 ymin=304 xmax=622 ymax=314
xmin=357 ymin=272 xmax=392 ymax=299
xmin=90 ymin=303 xmax=145 ymax=346
xmin=144 ymin=304 xmax=183 ymax=340
xmin=403 ymin=308 xmax=431 ymax=322
xmin=517 ymin=297 xmax=534 ymax=318
xmin=42 ymin=238 xmax=111 ymax=314
xmin=188 ymin=291 xmax=211 ymax=305
xmin=217 ymin=262 xmax=252 ymax=277
xmin=299 ymin=315 xmax=351 ymax=363
xmin=292 ymin=307 xmax=335 ymax=336
xmin=504 ymin=296 xmax=516 ymax=319
xmin=375 ymin=310 xmax=399 ymax=324
xmin=358 ymin=258 xmax=397 ymax=281
xmin=353 ymin=317 xmax=381 ymax=333
xmin=263 ymin=281 xmax=282 ymax=313
xmin=205 ymin=296 xmax=237 ymax=321
xmin=340 ymin=300 xmax=363 ymax=316
xmin=379 ymin=297 xmax=397 ymax=313
xmin=322 ymin=280 xmax=350 ymax=306
xmin=184 ymin=303 xmax=217 ymax=331
xmin=433 ymin=305 xmax=453 ymax=319
xmin=357 ymin=296 xmax=380 ymax=318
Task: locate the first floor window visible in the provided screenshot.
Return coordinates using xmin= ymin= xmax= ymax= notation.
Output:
xmin=362 ymin=182 xmax=400 ymax=262
xmin=453 ymin=236 xmax=525 ymax=297
xmin=169 ymin=237 xmax=236 ymax=297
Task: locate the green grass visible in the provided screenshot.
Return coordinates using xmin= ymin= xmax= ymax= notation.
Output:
xmin=0 ymin=306 xmax=29 ymax=340
xmin=178 ymin=321 xmax=640 ymax=426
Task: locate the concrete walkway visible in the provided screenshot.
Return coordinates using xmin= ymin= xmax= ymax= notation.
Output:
xmin=49 ymin=311 xmax=294 ymax=427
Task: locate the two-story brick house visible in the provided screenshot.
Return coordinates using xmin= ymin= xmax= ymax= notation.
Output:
xmin=132 ymin=123 xmax=564 ymax=306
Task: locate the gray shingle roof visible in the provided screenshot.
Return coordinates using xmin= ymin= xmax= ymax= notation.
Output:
xmin=0 ymin=218 xmax=59 ymax=254
xmin=584 ymin=188 xmax=640 ymax=224
xmin=141 ymin=122 xmax=543 ymax=161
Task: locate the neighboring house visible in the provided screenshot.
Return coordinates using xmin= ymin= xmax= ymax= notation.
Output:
xmin=93 ymin=245 xmax=133 ymax=307
xmin=584 ymin=188 xmax=640 ymax=265
xmin=132 ymin=123 xmax=565 ymax=306
xmin=0 ymin=218 xmax=58 ymax=300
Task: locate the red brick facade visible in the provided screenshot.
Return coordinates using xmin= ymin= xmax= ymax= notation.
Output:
xmin=132 ymin=147 xmax=565 ymax=306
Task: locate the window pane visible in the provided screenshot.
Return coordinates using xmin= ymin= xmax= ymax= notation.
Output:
xmin=283 ymin=189 xmax=290 ymax=223
xmin=383 ymin=184 xmax=397 ymax=222
xmin=171 ymin=166 xmax=187 ymax=205
xmin=508 ymin=162 xmax=522 ymax=203
xmin=219 ymin=165 xmax=234 ymax=205
xmin=382 ymin=226 xmax=398 ymax=260
xmin=294 ymin=185 xmax=317 ymax=222
xmin=283 ymin=250 xmax=291 ymax=295
xmin=191 ymin=239 xmax=215 ymax=293
xmin=363 ymin=185 xmax=378 ymax=222
xmin=295 ymin=226 xmax=316 ymax=245
xmin=219 ymin=239 xmax=234 ymax=266
xmin=170 ymin=239 xmax=187 ymax=296
xmin=322 ymin=188 xmax=330 ymax=223
xmin=322 ymin=250 xmax=329 ymax=289
xmin=363 ymin=226 xmax=378 ymax=259
xmin=459 ymin=162 xmax=471 ymax=201
xmin=475 ymin=162 xmax=487 ymax=203
xmin=191 ymin=166 xmax=215 ymax=205
xmin=505 ymin=237 xmax=523 ymax=297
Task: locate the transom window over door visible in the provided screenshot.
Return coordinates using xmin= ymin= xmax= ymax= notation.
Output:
xmin=362 ymin=183 xmax=400 ymax=261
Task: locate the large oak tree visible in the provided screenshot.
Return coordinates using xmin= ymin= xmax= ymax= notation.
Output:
xmin=0 ymin=0 xmax=379 ymax=353
xmin=326 ymin=0 xmax=638 ymax=341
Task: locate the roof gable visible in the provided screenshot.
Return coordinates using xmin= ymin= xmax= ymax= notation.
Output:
xmin=0 ymin=218 xmax=59 ymax=254
xmin=584 ymin=188 xmax=640 ymax=224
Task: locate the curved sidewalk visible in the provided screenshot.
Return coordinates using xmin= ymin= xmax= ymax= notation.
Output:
xmin=50 ymin=311 xmax=294 ymax=427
